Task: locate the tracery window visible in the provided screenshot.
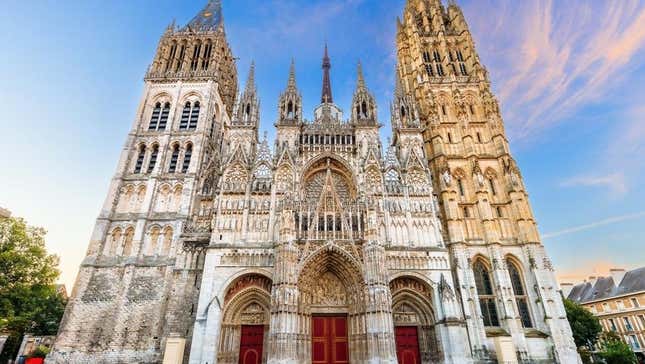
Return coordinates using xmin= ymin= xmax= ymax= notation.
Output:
xmin=134 ymin=145 xmax=146 ymax=174
xmin=433 ymin=50 xmax=445 ymax=76
xmin=457 ymin=50 xmax=468 ymax=76
xmin=474 ymin=261 xmax=500 ymax=327
xmin=182 ymin=144 xmax=193 ymax=173
xmin=507 ymin=260 xmax=533 ymax=328
xmin=191 ymin=41 xmax=202 ymax=71
xmin=202 ymin=41 xmax=213 ymax=70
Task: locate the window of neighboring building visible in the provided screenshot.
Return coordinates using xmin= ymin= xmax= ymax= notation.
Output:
xmin=609 ymin=318 xmax=617 ymax=331
xmin=629 ymin=335 xmax=640 ymax=349
xmin=639 ymin=315 xmax=645 ymax=329
xmin=624 ymin=317 xmax=634 ymax=331
xmin=474 ymin=260 xmax=499 ymax=327
xmin=631 ymin=298 xmax=640 ymax=308
xmin=617 ymin=300 xmax=625 ymax=310
xmin=603 ymin=303 xmax=610 ymax=312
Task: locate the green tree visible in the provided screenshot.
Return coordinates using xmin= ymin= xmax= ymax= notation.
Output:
xmin=0 ymin=216 xmax=67 ymax=362
xmin=598 ymin=331 xmax=638 ymax=364
xmin=564 ymin=298 xmax=603 ymax=349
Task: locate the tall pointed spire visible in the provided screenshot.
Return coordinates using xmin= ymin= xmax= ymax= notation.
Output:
xmin=321 ymin=43 xmax=333 ymax=104
xmin=186 ymin=0 xmax=224 ymax=31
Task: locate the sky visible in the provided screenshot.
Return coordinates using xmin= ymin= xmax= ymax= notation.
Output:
xmin=0 ymin=0 xmax=644 ymax=289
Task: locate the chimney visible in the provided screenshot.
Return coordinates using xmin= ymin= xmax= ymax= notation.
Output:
xmin=610 ymin=269 xmax=627 ymax=286
xmin=588 ymin=276 xmax=598 ymax=286
xmin=560 ymin=283 xmax=574 ymax=298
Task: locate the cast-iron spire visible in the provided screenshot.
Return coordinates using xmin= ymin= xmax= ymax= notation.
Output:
xmin=321 ymin=43 xmax=333 ymax=104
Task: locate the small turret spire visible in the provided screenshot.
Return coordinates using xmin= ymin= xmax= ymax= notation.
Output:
xmin=357 ymin=61 xmax=366 ymax=88
xmin=287 ymin=58 xmax=297 ymax=89
xmin=245 ymin=61 xmax=256 ymax=93
xmin=321 ymin=43 xmax=333 ymax=104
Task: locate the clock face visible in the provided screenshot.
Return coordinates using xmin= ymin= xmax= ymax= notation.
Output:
xmin=203 ymin=12 xmax=212 ymax=18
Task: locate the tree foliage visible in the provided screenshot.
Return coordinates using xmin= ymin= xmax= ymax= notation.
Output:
xmin=564 ymin=298 xmax=603 ymax=349
xmin=0 ymin=216 xmax=67 ymax=362
xmin=598 ymin=331 xmax=638 ymax=364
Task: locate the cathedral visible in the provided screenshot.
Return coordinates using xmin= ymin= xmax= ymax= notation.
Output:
xmin=48 ymin=1 xmax=581 ymax=363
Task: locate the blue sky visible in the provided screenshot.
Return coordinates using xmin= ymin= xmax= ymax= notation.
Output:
xmin=0 ymin=0 xmax=644 ymax=289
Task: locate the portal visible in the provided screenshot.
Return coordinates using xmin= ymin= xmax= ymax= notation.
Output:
xmin=311 ymin=316 xmax=349 ymax=364
xmin=395 ymin=326 xmax=421 ymax=364
xmin=239 ymin=325 xmax=264 ymax=364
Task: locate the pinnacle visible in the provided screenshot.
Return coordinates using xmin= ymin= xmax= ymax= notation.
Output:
xmin=244 ymin=61 xmax=256 ymax=94
xmin=357 ymin=61 xmax=366 ymax=88
xmin=287 ymin=59 xmax=297 ymax=89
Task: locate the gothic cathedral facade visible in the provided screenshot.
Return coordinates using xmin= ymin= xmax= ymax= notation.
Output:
xmin=48 ymin=1 xmax=580 ymax=363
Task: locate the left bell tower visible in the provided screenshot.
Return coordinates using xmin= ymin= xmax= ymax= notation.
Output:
xmin=47 ymin=1 xmax=238 ymax=363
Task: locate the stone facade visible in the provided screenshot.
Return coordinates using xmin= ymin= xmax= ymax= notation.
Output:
xmin=48 ymin=1 xmax=580 ymax=363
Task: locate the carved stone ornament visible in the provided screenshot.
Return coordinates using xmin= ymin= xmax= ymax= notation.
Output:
xmin=311 ymin=272 xmax=348 ymax=306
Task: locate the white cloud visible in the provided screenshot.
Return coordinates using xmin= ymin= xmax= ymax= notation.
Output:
xmin=543 ymin=211 xmax=645 ymax=239
xmin=560 ymin=172 xmax=627 ymax=196
xmin=465 ymin=0 xmax=645 ymax=141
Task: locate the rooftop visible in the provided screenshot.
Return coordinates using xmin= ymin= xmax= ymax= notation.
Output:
xmin=567 ymin=267 xmax=645 ymax=303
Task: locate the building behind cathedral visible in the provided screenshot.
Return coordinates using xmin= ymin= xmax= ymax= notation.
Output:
xmin=47 ymin=1 xmax=581 ymax=363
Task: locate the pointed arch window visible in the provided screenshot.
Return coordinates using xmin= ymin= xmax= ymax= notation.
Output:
xmin=149 ymin=103 xmax=162 ymax=131
xmin=158 ymin=102 xmax=170 ymax=130
xmin=175 ymin=44 xmax=186 ymax=72
xmin=507 ymin=260 xmax=533 ymax=328
xmin=489 ymin=178 xmax=497 ymax=196
xmin=134 ymin=145 xmax=146 ymax=174
xmin=168 ymin=144 xmax=180 ymax=173
xmin=423 ymin=50 xmax=434 ymax=77
xmin=147 ymin=145 xmax=159 ymax=173
xmin=182 ymin=144 xmax=193 ymax=173
xmin=166 ymin=42 xmax=178 ymax=72
xmin=433 ymin=50 xmax=445 ymax=76
xmin=457 ymin=178 xmax=465 ymax=196
xmin=457 ymin=50 xmax=468 ymax=76
xmin=474 ymin=261 xmax=500 ymax=327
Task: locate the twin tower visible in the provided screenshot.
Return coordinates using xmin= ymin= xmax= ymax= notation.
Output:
xmin=48 ymin=1 xmax=581 ymax=363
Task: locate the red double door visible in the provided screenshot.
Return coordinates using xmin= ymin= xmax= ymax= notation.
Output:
xmin=239 ymin=325 xmax=264 ymax=364
xmin=312 ymin=316 xmax=350 ymax=364
xmin=395 ymin=326 xmax=421 ymax=364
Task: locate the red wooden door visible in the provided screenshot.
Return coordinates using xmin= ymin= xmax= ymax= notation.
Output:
xmin=312 ymin=316 xmax=349 ymax=364
xmin=395 ymin=326 xmax=421 ymax=364
xmin=239 ymin=325 xmax=264 ymax=364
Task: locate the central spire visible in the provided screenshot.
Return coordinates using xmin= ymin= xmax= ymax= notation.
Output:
xmin=321 ymin=43 xmax=333 ymax=104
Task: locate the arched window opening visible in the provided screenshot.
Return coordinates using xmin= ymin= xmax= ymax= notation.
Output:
xmin=477 ymin=132 xmax=482 ymax=143
xmin=507 ymin=260 xmax=533 ymax=328
xmin=175 ymin=44 xmax=186 ymax=72
xmin=149 ymin=103 xmax=162 ymax=131
xmin=489 ymin=178 xmax=497 ymax=196
xmin=180 ymin=102 xmax=191 ymax=130
xmin=158 ymin=102 xmax=170 ymax=130
xmin=123 ymin=228 xmax=134 ymax=257
xmin=109 ymin=228 xmax=122 ymax=256
xmin=147 ymin=145 xmax=159 ymax=173
xmin=457 ymin=179 xmax=465 ymax=197
xmin=166 ymin=42 xmax=177 ymax=72
xmin=244 ymin=103 xmax=251 ymax=122
xmin=423 ymin=50 xmax=434 ymax=77
xmin=182 ymin=144 xmax=193 ymax=173
xmin=189 ymin=102 xmax=200 ymax=130
xmin=447 ymin=132 xmax=453 ymax=143
xmin=441 ymin=105 xmax=447 ymax=116
xmin=287 ymin=101 xmax=294 ymax=118
xmin=433 ymin=50 xmax=444 ymax=76
xmin=474 ymin=261 xmax=499 ymax=327
xmin=134 ymin=145 xmax=146 ymax=174
xmin=148 ymin=227 xmax=160 ymax=256
xmin=162 ymin=227 xmax=173 ymax=256
xmin=202 ymin=41 xmax=213 ymax=70
xmin=463 ymin=206 xmax=470 ymax=218
xmin=457 ymin=50 xmax=468 ymax=76
xmin=191 ymin=41 xmax=202 ymax=71
xmin=168 ymin=144 xmax=180 ymax=173
xmin=361 ymin=101 xmax=368 ymax=117
xmin=496 ymin=206 xmax=503 ymax=218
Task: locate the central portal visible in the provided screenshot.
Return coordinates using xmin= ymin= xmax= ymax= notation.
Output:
xmin=312 ymin=316 xmax=349 ymax=364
